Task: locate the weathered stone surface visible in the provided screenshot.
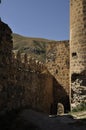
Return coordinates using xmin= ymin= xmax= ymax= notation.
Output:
xmin=0 ymin=18 xmax=71 ymax=115
xmin=0 ymin=20 xmax=70 ymax=114
xmin=70 ymin=0 xmax=86 ymax=108
xmin=46 ymin=41 xmax=70 ymax=95
xmin=1 ymin=0 xmax=86 ymax=113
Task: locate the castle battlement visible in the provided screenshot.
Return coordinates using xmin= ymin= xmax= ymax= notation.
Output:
xmin=12 ymin=51 xmax=47 ymax=73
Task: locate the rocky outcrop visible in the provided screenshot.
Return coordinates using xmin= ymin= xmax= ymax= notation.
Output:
xmin=71 ymin=78 xmax=86 ymax=109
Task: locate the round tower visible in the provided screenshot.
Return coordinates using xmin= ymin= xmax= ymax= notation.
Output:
xmin=70 ymin=0 xmax=86 ymax=108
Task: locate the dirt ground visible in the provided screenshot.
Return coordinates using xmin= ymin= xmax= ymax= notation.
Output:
xmin=20 ymin=109 xmax=86 ymax=130
xmin=0 ymin=109 xmax=86 ymax=130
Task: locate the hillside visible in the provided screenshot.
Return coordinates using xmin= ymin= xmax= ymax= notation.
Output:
xmin=12 ymin=33 xmax=50 ymax=62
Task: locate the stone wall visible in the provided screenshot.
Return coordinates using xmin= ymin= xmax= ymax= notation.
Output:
xmin=0 ymin=57 xmax=54 ymax=114
xmin=1 ymin=0 xmax=86 ymax=113
xmin=46 ymin=41 xmax=70 ymax=112
xmin=0 ymin=20 xmax=70 ymax=113
xmin=46 ymin=41 xmax=70 ymax=95
xmin=70 ymin=0 xmax=86 ymax=108
xmin=0 ymin=20 xmax=13 ymax=66
xmin=0 ymin=20 xmax=54 ymax=114
xmin=0 ymin=52 xmax=54 ymax=113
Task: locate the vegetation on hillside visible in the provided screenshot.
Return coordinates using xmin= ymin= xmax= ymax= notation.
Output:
xmin=12 ymin=33 xmax=50 ymax=62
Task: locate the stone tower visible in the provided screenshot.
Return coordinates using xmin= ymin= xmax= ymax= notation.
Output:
xmin=70 ymin=0 xmax=86 ymax=108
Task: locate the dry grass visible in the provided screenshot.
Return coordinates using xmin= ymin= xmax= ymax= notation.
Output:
xmin=12 ymin=33 xmax=50 ymax=62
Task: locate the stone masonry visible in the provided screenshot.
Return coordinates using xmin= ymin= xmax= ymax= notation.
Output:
xmin=70 ymin=0 xmax=86 ymax=108
xmin=0 ymin=0 xmax=86 ymax=113
xmin=0 ymin=20 xmax=54 ymax=113
xmin=0 ymin=20 xmax=70 ymax=114
xmin=46 ymin=41 xmax=69 ymax=95
xmin=46 ymin=41 xmax=70 ymax=112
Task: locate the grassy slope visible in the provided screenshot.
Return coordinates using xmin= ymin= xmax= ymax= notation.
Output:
xmin=12 ymin=33 xmax=50 ymax=62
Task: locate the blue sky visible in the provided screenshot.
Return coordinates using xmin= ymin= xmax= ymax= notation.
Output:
xmin=0 ymin=0 xmax=69 ymax=40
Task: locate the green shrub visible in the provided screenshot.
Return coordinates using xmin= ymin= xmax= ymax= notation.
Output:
xmin=72 ymin=102 xmax=86 ymax=112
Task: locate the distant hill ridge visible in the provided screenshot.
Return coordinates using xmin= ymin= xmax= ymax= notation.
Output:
xmin=12 ymin=33 xmax=51 ymax=62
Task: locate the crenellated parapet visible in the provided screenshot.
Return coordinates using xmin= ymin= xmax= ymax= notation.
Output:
xmin=12 ymin=51 xmax=47 ymax=74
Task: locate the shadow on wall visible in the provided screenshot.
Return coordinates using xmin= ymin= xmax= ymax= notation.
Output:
xmin=71 ymin=70 xmax=86 ymax=86
xmin=50 ymin=77 xmax=70 ymax=115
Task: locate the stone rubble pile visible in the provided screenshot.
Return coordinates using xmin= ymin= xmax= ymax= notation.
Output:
xmin=71 ymin=79 xmax=86 ymax=108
